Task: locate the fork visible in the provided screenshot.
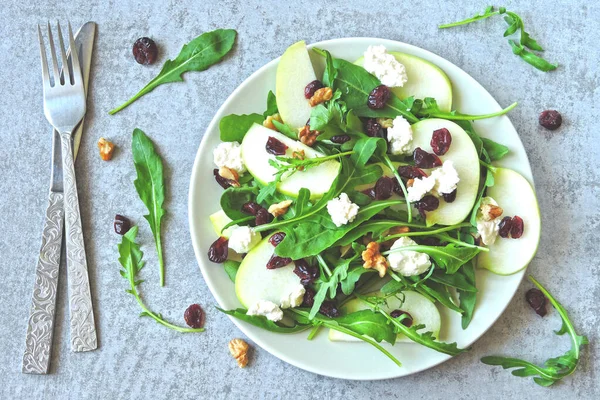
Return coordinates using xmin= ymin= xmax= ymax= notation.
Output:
xmin=37 ymin=22 xmax=97 ymax=352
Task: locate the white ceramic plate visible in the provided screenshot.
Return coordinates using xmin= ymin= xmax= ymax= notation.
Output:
xmin=189 ymin=38 xmax=533 ymax=380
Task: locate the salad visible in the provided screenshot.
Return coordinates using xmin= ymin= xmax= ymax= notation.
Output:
xmin=205 ymin=40 xmax=541 ymax=367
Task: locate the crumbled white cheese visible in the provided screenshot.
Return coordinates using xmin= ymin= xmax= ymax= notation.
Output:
xmin=279 ymin=284 xmax=306 ymax=309
xmin=476 ymin=197 xmax=502 ymax=245
xmin=387 ymin=116 xmax=413 ymax=155
xmin=213 ymin=141 xmax=246 ymax=174
xmin=407 ymin=175 xmax=436 ymax=202
xmin=246 ymin=300 xmax=283 ymax=322
xmin=387 ymin=237 xmax=432 ymax=276
xmin=431 ymin=160 xmax=460 ymax=195
xmin=228 ymin=226 xmax=261 ymax=254
xmin=327 ymin=193 xmax=359 ymax=227
xmin=363 ymin=45 xmax=408 ymax=88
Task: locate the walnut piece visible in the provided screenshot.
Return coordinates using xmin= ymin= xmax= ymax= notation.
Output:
xmin=387 ymin=226 xmax=410 ymax=235
xmin=480 ymin=203 xmax=504 ymax=221
xmin=406 ymin=179 xmax=415 ymax=188
xmin=228 ymin=338 xmax=250 ymax=368
xmin=308 ymin=87 xmax=333 ymax=107
xmin=97 ymin=137 xmax=115 ymax=161
xmin=263 ymin=113 xmax=283 ymax=131
xmin=376 ymin=118 xmax=394 ymax=129
xmin=268 ymin=200 xmax=293 ymax=217
xmin=298 ymin=125 xmax=320 ymax=147
xmin=362 ymin=242 xmax=388 ymax=278
xmin=292 ymin=150 xmax=306 ymax=171
xmin=218 ymin=166 xmax=239 ymax=182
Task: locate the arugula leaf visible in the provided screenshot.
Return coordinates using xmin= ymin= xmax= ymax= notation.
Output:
xmin=481 ymin=276 xmax=589 ymax=387
xmin=438 ymin=6 xmax=504 ymax=28
xmin=458 ymin=261 xmax=477 ymax=329
xmin=333 ymin=310 xmax=397 ymax=344
xmin=340 ymin=266 xmax=375 ymax=295
xmin=271 ymin=119 xmax=298 ymax=140
xmin=320 ymin=48 xmax=338 ymax=88
xmin=132 ymin=128 xmax=167 ymax=286
xmin=263 ymin=90 xmax=278 ymax=118
xmin=416 ymin=97 xmax=517 ymax=121
xmin=219 ymin=114 xmax=264 ymax=142
xmin=509 ymin=40 xmax=557 ymax=72
xmin=455 ymin=120 xmax=483 ymax=156
xmin=481 ymin=137 xmax=509 ymax=161
xmin=430 ymin=269 xmax=477 ymax=292
xmin=220 ymin=186 xmax=258 ymax=220
xmin=110 ymin=29 xmax=237 ymax=114
xmin=337 ymin=220 xmax=406 ymax=246
xmin=118 ymin=227 xmax=204 ymax=332
xmin=223 ymin=260 xmax=240 ymax=282
xmin=308 ymin=255 xmax=356 ymax=319
xmin=217 ymin=308 xmax=310 ymax=333
xmin=416 ymin=280 xmax=464 ymax=313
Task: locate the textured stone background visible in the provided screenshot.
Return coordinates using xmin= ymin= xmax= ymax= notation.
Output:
xmin=0 ymin=0 xmax=598 ymax=398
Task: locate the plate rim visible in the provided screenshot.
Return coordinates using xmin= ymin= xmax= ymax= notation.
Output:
xmin=188 ymin=37 xmax=531 ymax=380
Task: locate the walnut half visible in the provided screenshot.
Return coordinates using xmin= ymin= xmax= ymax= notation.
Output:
xmin=268 ymin=200 xmax=293 ymax=218
xmin=263 ymin=113 xmax=283 ymax=131
xmin=480 ymin=203 xmax=504 ymax=221
xmin=228 ymin=338 xmax=250 ymax=368
xmin=97 ymin=137 xmax=115 ymax=161
xmin=308 ymin=87 xmax=333 ymax=107
xmin=298 ymin=125 xmax=320 ymax=147
xmin=362 ymin=242 xmax=388 ymax=278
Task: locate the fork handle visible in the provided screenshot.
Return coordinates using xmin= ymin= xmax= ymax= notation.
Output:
xmin=60 ymin=133 xmax=97 ymax=352
xmin=22 ymin=192 xmax=64 ymax=374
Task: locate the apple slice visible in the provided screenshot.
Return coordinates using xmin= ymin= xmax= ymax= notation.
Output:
xmin=235 ymin=234 xmax=303 ymax=308
xmin=276 ymin=41 xmax=317 ymax=129
xmin=411 ymin=119 xmax=480 ymax=226
xmin=241 ymin=123 xmax=339 ymax=198
xmin=355 ymin=52 xmax=452 ymax=112
xmin=209 ymin=209 xmax=242 ymax=262
xmin=328 ymin=290 xmax=441 ymax=342
xmin=478 ymin=168 xmax=541 ymax=275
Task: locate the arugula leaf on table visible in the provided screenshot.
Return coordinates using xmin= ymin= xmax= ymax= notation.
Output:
xmin=220 ymin=186 xmax=258 ymax=220
xmin=458 ymin=261 xmax=477 ymax=329
xmin=217 ymin=308 xmax=310 ymax=333
xmin=263 ymin=90 xmax=278 ymax=118
xmin=132 ymin=128 xmax=167 ymax=286
xmin=481 ymin=276 xmax=589 ymax=387
xmin=219 ymin=114 xmax=264 ymax=142
xmin=110 ymin=29 xmax=237 ymax=114
xmin=223 ymin=260 xmax=240 ymax=282
xmin=481 ymin=137 xmax=509 ymax=161
xmin=439 ymin=7 xmax=557 ymax=72
xmin=118 ymin=226 xmax=204 ymax=332
xmin=415 ymin=97 xmax=517 ymax=121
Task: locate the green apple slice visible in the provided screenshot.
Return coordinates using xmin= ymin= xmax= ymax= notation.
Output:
xmin=478 ymin=168 xmax=541 ymax=275
xmin=276 ymin=40 xmax=317 ymax=129
xmin=235 ymin=234 xmax=303 ymax=308
xmin=411 ymin=119 xmax=480 ymax=226
xmin=209 ymin=209 xmax=242 ymax=262
xmin=328 ymin=290 xmax=441 ymax=342
xmin=241 ymin=123 xmax=339 ymax=198
xmin=355 ymin=52 xmax=452 ymax=112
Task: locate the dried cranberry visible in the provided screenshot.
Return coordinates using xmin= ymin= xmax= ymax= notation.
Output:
xmin=213 ymin=169 xmax=233 ymax=189
xmin=269 ymin=232 xmax=286 ymax=247
xmin=510 ymin=216 xmax=524 ymax=238
xmin=184 ymin=304 xmax=204 ymax=329
xmin=430 ymin=128 xmax=452 ymax=156
xmin=241 ymin=202 xmax=261 ymax=216
xmin=416 ymin=195 xmax=439 ymax=218
xmin=266 ymin=255 xmax=293 ymax=269
xmin=374 ymin=176 xmax=394 ymax=200
xmin=364 ymin=118 xmax=387 ymax=139
xmin=498 ymin=216 xmax=513 ymax=238
xmin=539 ymin=110 xmax=562 ymax=130
xmin=304 ymin=80 xmax=324 ymax=99
xmin=413 ymin=147 xmax=442 ymax=169
xmin=398 ymin=165 xmax=428 ymax=180
xmin=362 ymin=187 xmax=376 ymax=199
xmin=293 ymin=259 xmax=320 ymax=285
xmin=319 ymin=301 xmax=340 ymax=318
xmin=392 ymin=178 xmax=403 ymax=195
xmin=208 ymin=237 xmax=228 ymax=263
xmin=302 ymin=287 xmax=316 ymax=307
xmin=390 ymin=309 xmax=413 ymax=327
xmin=367 ymin=85 xmax=391 ymax=109
xmin=442 ymin=189 xmax=457 ymax=203
xmin=526 ymin=288 xmax=547 ymax=317
xmin=132 ymin=37 xmax=158 ymax=65
xmin=255 ymin=208 xmax=273 ymax=226
xmin=330 ymin=135 xmax=351 ymax=144
xmin=265 ymin=136 xmax=288 ymax=156
xmin=114 ymin=214 xmax=131 ymax=235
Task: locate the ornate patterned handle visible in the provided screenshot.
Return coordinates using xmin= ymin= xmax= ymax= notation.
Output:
xmin=60 ymin=133 xmax=97 ymax=352
xmin=22 ymin=192 xmax=64 ymax=374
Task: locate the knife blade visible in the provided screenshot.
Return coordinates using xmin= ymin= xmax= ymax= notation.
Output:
xmin=23 ymin=22 xmax=96 ymax=374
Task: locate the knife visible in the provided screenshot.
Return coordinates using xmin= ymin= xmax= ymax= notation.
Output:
xmin=22 ymin=22 xmax=96 ymax=374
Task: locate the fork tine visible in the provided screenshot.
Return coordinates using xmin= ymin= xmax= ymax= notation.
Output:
xmin=46 ymin=22 xmax=60 ymax=86
xmin=67 ymin=22 xmax=82 ymax=84
xmin=56 ymin=22 xmax=71 ymax=85
xmin=37 ymin=25 xmax=50 ymax=88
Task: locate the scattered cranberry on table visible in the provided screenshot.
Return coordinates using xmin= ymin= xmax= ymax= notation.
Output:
xmin=184 ymin=304 xmax=205 ymax=329
xmin=114 ymin=214 xmax=131 ymax=235
xmin=538 ymin=110 xmax=562 ymax=130
xmin=132 ymin=37 xmax=158 ymax=65
xmin=525 ymin=288 xmax=547 ymax=317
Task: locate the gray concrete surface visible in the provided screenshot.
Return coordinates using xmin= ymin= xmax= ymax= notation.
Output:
xmin=0 ymin=0 xmax=598 ymax=398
